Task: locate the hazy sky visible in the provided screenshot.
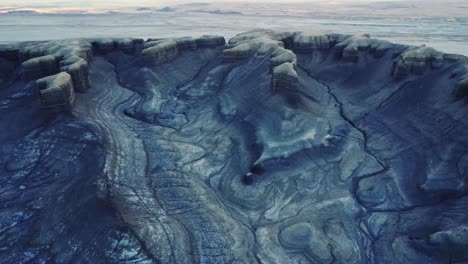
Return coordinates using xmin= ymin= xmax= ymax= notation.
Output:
xmin=1 ymin=0 xmax=409 ymax=7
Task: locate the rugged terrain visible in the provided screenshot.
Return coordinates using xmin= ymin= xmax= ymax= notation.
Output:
xmin=0 ymin=30 xmax=467 ymax=263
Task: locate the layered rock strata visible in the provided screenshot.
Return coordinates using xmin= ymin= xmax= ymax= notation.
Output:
xmin=1 ymin=31 xmax=467 ymax=264
xmin=22 ymin=55 xmax=59 ymax=80
xmin=141 ymin=35 xmax=225 ymax=66
xmin=272 ymin=62 xmax=299 ymax=92
xmin=36 ymin=72 xmax=75 ymax=111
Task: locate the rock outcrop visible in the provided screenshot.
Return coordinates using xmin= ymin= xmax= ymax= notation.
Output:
xmin=223 ymin=33 xmax=295 ymax=66
xmin=140 ymin=40 xmax=179 ymax=66
xmin=36 ymin=72 xmax=75 ymax=111
xmin=393 ymin=46 xmax=445 ymax=79
xmin=223 ymin=42 xmax=253 ymax=62
xmin=175 ymin=37 xmax=198 ymax=51
xmin=22 ymin=55 xmax=59 ymax=80
xmin=335 ymin=35 xmax=394 ymax=61
xmin=140 ymin=35 xmax=225 ymax=66
xmin=91 ymin=38 xmax=143 ymax=55
xmin=291 ymin=32 xmax=408 ymax=63
xmin=272 ymin=62 xmax=298 ymax=92
xmin=60 ymin=56 xmax=90 ymax=93
xmin=196 ymin=35 xmax=226 ymax=48
xmin=17 ymin=38 xmax=147 ymax=96
xmin=270 ymin=49 xmax=296 ymax=69
xmin=18 ymin=40 xmax=93 ymax=95
xmin=294 ymin=33 xmax=338 ymax=52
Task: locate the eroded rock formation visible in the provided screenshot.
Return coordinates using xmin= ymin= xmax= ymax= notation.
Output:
xmin=36 ymin=72 xmax=75 ymax=111
xmin=141 ymin=36 xmax=225 ymax=66
xmin=22 ymin=55 xmax=59 ymax=80
xmin=272 ymin=62 xmax=298 ymax=92
xmin=1 ymin=30 xmax=468 ymax=263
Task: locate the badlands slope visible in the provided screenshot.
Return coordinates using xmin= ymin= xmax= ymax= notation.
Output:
xmin=0 ymin=30 xmax=467 ymax=263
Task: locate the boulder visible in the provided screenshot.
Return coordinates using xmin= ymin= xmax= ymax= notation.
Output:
xmin=36 ymin=72 xmax=75 ymax=111
xmin=22 ymin=55 xmax=59 ymax=80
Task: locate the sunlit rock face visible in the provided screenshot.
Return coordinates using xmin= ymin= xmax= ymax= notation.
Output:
xmin=0 ymin=30 xmax=467 ymax=263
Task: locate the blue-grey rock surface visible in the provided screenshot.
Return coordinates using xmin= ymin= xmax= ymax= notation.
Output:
xmin=0 ymin=30 xmax=467 ymax=263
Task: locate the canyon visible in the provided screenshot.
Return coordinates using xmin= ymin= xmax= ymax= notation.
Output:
xmin=0 ymin=30 xmax=467 ymax=263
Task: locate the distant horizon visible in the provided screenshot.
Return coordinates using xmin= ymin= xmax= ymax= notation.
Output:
xmin=0 ymin=0 xmax=436 ymax=9
xmin=1 ymin=0 xmax=466 ymax=19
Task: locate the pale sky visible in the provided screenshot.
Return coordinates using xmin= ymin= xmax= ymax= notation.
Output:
xmin=1 ymin=0 xmax=409 ymax=8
